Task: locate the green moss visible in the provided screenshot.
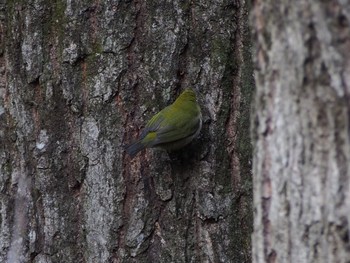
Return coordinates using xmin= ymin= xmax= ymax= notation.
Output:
xmin=85 ymin=53 xmax=98 ymax=74
xmin=211 ymin=37 xmax=230 ymax=66
xmin=182 ymin=2 xmax=191 ymax=11
xmin=49 ymin=1 xmax=67 ymax=53
xmin=3 ymin=161 xmax=13 ymax=176
xmin=5 ymin=0 xmax=23 ymax=44
xmin=53 ymin=1 xmax=67 ymax=40
xmin=92 ymin=40 xmax=103 ymax=55
xmin=215 ymin=149 xmax=232 ymax=194
xmin=237 ymin=12 xmax=255 ymax=182
xmin=52 ymin=0 xmax=66 ymax=23
xmin=230 ymin=7 xmax=254 ymax=261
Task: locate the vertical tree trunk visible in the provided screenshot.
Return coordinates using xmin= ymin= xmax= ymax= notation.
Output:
xmin=1 ymin=0 xmax=254 ymax=262
xmin=252 ymin=1 xmax=350 ymax=262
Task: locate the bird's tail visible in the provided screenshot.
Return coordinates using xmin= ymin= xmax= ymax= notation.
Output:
xmin=125 ymin=140 xmax=145 ymax=159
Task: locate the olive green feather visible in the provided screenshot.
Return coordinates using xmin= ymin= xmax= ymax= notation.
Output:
xmin=125 ymin=89 xmax=202 ymax=158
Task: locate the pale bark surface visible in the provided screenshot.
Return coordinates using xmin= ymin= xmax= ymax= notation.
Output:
xmin=252 ymin=1 xmax=350 ymax=262
xmin=0 ymin=1 xmax=253 ymax=262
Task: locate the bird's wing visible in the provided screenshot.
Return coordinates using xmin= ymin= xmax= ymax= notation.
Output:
xmin=151 ymin=111 xmax=200 ymax=145
xmin=140 ymin=105 xmax=200 ymax=146
xmin=139 ymin=107 xmax=169 ymax=138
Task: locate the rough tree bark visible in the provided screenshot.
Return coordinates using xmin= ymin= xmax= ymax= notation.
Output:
xmin=252 ymin=1 xmax=350 ymax=262
xmin=0 ymin=1 xmax=254 ymax=262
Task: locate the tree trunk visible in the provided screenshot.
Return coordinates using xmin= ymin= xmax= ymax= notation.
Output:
xmin=0 ymin=1 xmax=254 ymax=262
xmin=252 ymin=1 xmax=350 ymax=262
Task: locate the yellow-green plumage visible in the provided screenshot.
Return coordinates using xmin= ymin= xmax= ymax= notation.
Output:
xmin=125 ymin=89 xmax=202 ymax=158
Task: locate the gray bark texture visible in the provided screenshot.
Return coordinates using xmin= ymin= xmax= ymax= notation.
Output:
xmin=0 ymin=0 xmax=254 ymax=262
xmin=252 ymin=1 xmax=350 ymax=262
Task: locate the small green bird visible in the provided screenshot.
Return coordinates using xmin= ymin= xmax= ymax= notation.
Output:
xmin=125 ymin=88 xmax=202 ymax=158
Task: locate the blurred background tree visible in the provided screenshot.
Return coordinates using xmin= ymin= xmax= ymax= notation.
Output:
xmin=252 ymin=1 xmax=350 ymax=262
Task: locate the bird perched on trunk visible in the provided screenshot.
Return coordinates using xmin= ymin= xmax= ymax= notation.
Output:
xmin=125 ymin=88 xmax=202 ymax=159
